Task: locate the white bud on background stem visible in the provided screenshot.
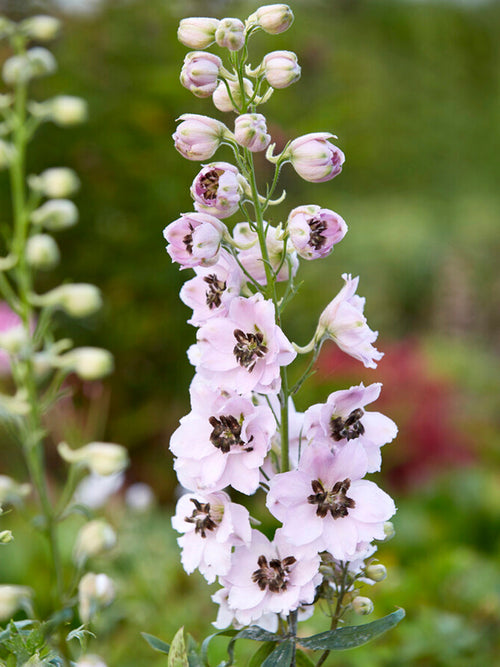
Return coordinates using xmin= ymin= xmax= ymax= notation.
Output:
xmin=74 ymin=520 xmax=117 ymax=564
xmin=26 ymin=234 xmax=60 ymax=270
xmin=30 ymin=199 xmax=79 ymax=231
xmin=58 ymin=441 xmax=128 ymax=476
xmin=78 ymin=572 xmax=115 ymax=623
xmin=20 ymin=15 xmax=61 ymax=42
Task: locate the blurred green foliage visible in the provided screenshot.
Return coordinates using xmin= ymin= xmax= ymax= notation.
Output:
xmin=0 ymin=0 xmax=499 ymax=664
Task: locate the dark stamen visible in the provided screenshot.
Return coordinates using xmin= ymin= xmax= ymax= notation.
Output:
xmin=307 ymin=478 xmax=356 ymax=519
xmin=251 ymin=554 xmax=296 ymax=593
xmin=233 ymin=329 xmax=268 ymax=372
xmin=183 ymin=222 xmax=195 ymax=254
xmin=308 ymin=217 xmax=328 ymax=250
xmin=330 ymin=408 xmax=365 ymax=441
xmin=184 ymin=498 xmax=217 ymax=538
xmin=200 ymin=168 xmax=223 ymax=201
xmin=204 ymin=274 xmax=226 ymax=309
xmin=209 ymin=414 xmax=254 ymax=453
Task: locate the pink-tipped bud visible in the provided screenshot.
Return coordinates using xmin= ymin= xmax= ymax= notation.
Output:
xmin=215 ymin=18 xmax=245 ymax=51
xmin=263 ymin=50 xmax=300 ymax=89
xmin=212 ymin=78 xmax=254 ymax=113
xmin=177 ymin=17 xmax=219 ymax=49
xmin=190 ymin=162 xmax=244 ymax=218
xmin=234 ymin=113 xmax=271 ymax=152
xmin=287 ymin=204 xmax=347 ymax=260
xmin=249 ymin=4 xmax=294 ymax=34
xmin=286 ymin=132 xmax=345 ymax=183
xmin=163 ymin=212 xmax=227 ymax=268
xmin=173 ymin=114 xmax=231 ymax=161
xmin=180 ymin=52 xmax=222 ymax=98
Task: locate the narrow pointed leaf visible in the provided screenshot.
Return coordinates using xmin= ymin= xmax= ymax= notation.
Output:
xmin=261 ymin=639 xmax=294 ymax=667
xmin=299 ymin=608 xmax=405 ymax=651
xmin=295 ymin=649 xmax=315 ymax=666
xmin=168 ymin=627 xmax=189 ymax=667
xmin=141 ymin=631 xmax=170 ymax=654
xmin=249 ymin=641 xmax=276 ymax=666
xmin=225 ymin=625 xmax=281 ymax=665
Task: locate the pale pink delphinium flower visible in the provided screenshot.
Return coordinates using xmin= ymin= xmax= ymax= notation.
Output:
xmin=303 ymin=382 xmax=397 ymax=473
xmin=266 ymin=442 xmax=396 ymax=560
xmin=180 ymin=52 xmax=222 ymax=98
xmin=233 ymin=222 xmax=298 ymax=285
xmin=287 ymin=204 xmax=347 ymax=260
xmin=172 ymin=490 xmax=251 ymax=583
xmin=263 ymin=50 xmax=301 ymax=89
xmin=213 ymin=529 xmax=320 ymax=628
xmin=315 ymin=273 xmax=384 ymax=369
xmin=285 ymin=132 xmax=345 ymax=183
xmin=173 ymin=114 xmax=231 ymax=161
xmin=177 ymin=18 xmax=219 ymax=49
xmin=163 ymin=211 xmax=226 ymax=269
xmin=187 ymin=294 xmax=296 ymax=395
xmin=170 ymin=378 xmax=276 ymax=494
xmin=190 ymin=162 xmax=244 ymax=219
xmin=180 ymin=249 xmax=244 ymax=327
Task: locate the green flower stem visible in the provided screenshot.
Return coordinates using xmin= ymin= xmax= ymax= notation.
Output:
xmin=315 ymin=564 xmax=350 ymax=667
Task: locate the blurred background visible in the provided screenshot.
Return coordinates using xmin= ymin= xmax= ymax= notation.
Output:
xmin=0 ymin=0 xmax=499 ymax=664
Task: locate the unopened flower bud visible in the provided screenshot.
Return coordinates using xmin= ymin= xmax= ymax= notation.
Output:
xmin=0 ymin=323 xmax=29 ymax=356
xmin=26 ymin=234 xmax=60 ymax=270
xmin=383 ymin=521 xmax=396 ymax=541
xmin=0 ymin=475 xmax=31 ymax=505
xmin=178 ymin=17 xmax=219 ymax=49
xmin=0 ymin=18 xmax=15 ymax=40
xmin=215 ymin=18 xmax=245 ymax=51
xmin=213 ymin=78 xmax=253 ymax=113
xmin=234 ymin=113 xmax=271 ymax=152
xmin=2 ymin=48 xmax=56 ymax=86
xmin=58 ymin=441 xmax=128 ymax=476
xmin=173 ymin=114 xmax=231 ymax=161
xmin=0 ymin=530 xmax=13 ymax=544
xmin=0 ymin=585 xmax=32 ymax=621
xmin=47 ymin=95 xmax=88 ymax=126
xmin=352 ymin=596 xmax=374 ymax=615
xmin=75 ymin=656 xmax=107 ymax=667
xmin=285 ymin=132 xmax=345 ymax=183
xmin=78 ymin=572 xmax=115 ymax=623
xmin=20 ymin=15 xmax=61 ymax=42
xmin=180 ymin=52 xmax=222 ymax=98
xmin=62 ymin=347 xmax=114 ymax=380
xmin=365 ymin=563 xmax=387 ymax=582
xmin=41 ymin=283 xmax=102 ymax=318
xmin=30 ymin=199 xmax=79 ymax=231
xmin=74 ymin=520 xmax=116 ymax=564
xmin=0 ymin=140 xmax=15 ymax=169
xmin=35 ymin=167 xmax=80 ymax=198
xmin=248 ymin=4 xmax=294 ymax=34
xmin=263 ymin=50 xmax=300 ymax=89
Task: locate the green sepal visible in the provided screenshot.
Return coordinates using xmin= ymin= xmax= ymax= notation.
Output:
xmin=141 ymin=631 xmax=170 ymax=654
xmin=261 ymin=639 xmax=294 ymax=666
xmin=168 ymin=626 xmax=189 ymax=667
xmin=299 ymin=608 xmax=406 ymax=651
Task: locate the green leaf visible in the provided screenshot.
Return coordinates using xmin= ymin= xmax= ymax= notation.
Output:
xmin=168 ymin=627 xmax=189 ymax=667
xmin=141 ymin=632 xmax=170 ymax=655
xmin=186 ymin=633 xmax=203 ymax=667
xmin=295 ymin=649 xmax=315 ymax=667
xmin=249 ymin=642 xmax=276 ymax=667
xmin=261 ymin=639 xmax=294 ymax=667
xmin=299 ymin=608 xmax=406 ymax=651
xmin=225 ymin=626 xmax=281 ymax=666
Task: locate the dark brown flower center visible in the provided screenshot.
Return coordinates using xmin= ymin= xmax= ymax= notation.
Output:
xmin=204 ymin=274 xmax=226 ymax=309
xmin=330 ymin=408 xmax=364 ymax=442
xmin=200 ymin=168 xmax=223 ymax=201
xmin=308 ymin=216 xmax=327 ymax=250
xmin=183 ymin=222 xmax=195 ymax=254
xmin=307 ymin=478 xmax=356 ymax=519
xmin=184 ymin=498 xmax=217 ymax=538
xmin=252 ymin=554 xmax=296 ymax=593
xmin=209 ymin=414 xmax=253 ymax=453
xmin=233 ymin=329 xmax=268 ymax=372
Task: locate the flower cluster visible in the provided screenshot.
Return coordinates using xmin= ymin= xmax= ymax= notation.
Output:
xmin=167 ymin=3 xmax=398 ymax=640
